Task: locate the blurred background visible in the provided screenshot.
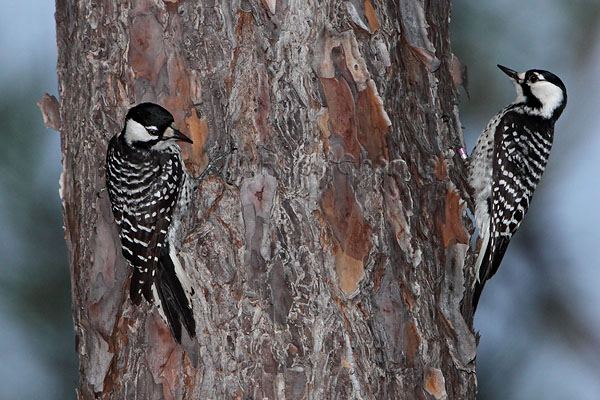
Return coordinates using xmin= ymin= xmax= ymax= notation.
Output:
xmin=0 ymin=1 xmax=598 ymax=399
xmin=0 ymin=1 xmax=75 ymax=399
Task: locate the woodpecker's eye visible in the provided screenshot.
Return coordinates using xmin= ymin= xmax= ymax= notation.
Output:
xmin=146 ymin=126 xmax=159 ymax=135
xmin=529 ymin=75 xmax=538 ymax=83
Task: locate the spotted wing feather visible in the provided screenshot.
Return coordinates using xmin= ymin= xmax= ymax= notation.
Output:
xmin=479 ymin=111 xmax=553 ymax=285
xmin=106 ymin=136 xmax=183 ymax=304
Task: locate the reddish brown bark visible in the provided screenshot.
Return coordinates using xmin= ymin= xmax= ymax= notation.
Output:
xmin=52 ymin=0 xmax=478 ymax=398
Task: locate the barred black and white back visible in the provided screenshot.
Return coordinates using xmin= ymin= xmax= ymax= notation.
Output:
xmin=469 ymin=65 xmax=567 ymax=310
xmin=106 ymin=102 xmax=196 ymax=342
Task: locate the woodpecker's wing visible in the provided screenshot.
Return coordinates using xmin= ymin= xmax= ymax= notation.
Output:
xmin=127 ymin=152 xmax=184 ymax=304
xmin=106 ymin=136 xmax=184 ymax=304
xmin=484 ymin=111 xmax=552 ymax=282
xmin=106 ymin=136 xmax=125 ymax=227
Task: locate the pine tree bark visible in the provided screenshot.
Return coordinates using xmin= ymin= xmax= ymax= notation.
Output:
xmin=51 ymin=0 xmax=478 ymax=398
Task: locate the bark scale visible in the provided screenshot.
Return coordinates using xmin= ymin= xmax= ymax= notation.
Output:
xmin=50 ymin=0 xmax=478 ymax=398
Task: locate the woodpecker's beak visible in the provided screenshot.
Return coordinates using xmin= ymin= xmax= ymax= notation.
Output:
xmin=172 ymin=128 xmax=193 ymax=144
xmin=497 ymin=64 xmax=523 ymax=83
xmin=166 ymin=124 xmax=193 ymax=144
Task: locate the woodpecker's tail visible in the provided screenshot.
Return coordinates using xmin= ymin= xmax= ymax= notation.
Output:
xmin=473 ymin=240 xmax=489 ymax=310
xmin=473 ymin=229 xmax=510 ymax=311
xmin=152 ymin=244 xmax=196 ymax=343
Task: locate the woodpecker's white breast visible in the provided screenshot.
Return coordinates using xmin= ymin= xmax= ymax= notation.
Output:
xmin=469 ymin=108 xmax=508 ymax=233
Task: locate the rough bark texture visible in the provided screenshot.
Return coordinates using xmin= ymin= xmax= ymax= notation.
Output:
xmin=53 ymin=0 xmax=478 ymax=398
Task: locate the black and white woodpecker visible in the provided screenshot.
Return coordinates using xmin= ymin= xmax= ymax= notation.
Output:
xmin=105 ymin=102 xmax=196 ymax=342
xmin=469 ymin=65 xmax=567 ymax=309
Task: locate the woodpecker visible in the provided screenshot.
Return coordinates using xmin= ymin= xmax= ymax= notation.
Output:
xmin=105 ymin=102 xmax=196 ymax=342
xmin=469 ymin=65 xmax=567 ymax=309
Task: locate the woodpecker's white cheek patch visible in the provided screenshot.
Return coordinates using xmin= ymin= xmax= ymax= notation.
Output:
xmin=531 ymin=81 xmax=564 ymax=118
xmin=123 ymin=119 xmax=155 ymax=145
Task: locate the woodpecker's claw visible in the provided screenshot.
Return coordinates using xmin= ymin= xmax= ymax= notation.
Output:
xmin=197 ymin=146 xmax=237 ymax=182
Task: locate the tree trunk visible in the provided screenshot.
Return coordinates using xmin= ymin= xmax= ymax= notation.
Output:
xmin=51 ymin=0 xmax=478 ymax=398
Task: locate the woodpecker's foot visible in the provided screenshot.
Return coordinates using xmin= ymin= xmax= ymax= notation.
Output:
xmin=197 ymin=146 xmax=237 ymax=182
